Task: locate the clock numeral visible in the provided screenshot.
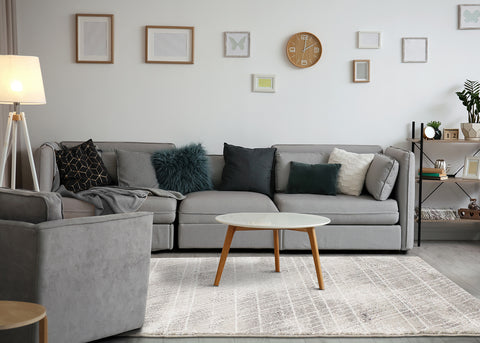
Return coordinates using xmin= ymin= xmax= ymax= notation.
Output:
xmin=301 ymin=60 xmax=308 ymax=65
xmin=314 ymin=47 xmax=320 ymax=53
xmin=289 ymin=47 xmax=296 ymax=53
xmin=301 ymin=34 xmax=308 ymax=40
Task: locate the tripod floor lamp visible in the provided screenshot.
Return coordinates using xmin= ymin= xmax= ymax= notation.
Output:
xmin=0 ymin=55 xmax=46 ymax=191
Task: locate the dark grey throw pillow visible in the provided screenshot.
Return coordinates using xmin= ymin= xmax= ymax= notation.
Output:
xmin=286 ymin=162 xmax=341 ymax=195
xmin=365 ymin=154 xmax=399 ymax=201
xmin=151 ymin=143 xmax=212 ymax=194
xmin=116 ymin=150 xmax=159 ymax=188
xmin=220 ymin=143 xmax=276 ymax=197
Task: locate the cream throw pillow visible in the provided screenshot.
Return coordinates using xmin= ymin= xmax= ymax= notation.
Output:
xmin=328 ymin=148 xmax=374 ymax=196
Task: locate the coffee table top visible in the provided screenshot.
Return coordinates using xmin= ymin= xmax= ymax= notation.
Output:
xmin=0 ymin=301 xmax=46 ymax=330
xmin=215 ymin=212 xmax=330 ymax=229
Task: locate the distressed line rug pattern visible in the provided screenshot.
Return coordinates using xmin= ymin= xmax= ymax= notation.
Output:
xmin=129 ymin=256 xmax=480 ymax=337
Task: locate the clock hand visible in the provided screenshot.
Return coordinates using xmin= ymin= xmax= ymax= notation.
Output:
xmin=303 ymin=43 xmax=316 ymax=52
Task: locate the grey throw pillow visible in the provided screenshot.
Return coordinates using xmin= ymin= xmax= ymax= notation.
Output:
xmin=116 ymin=150 xmax=159 ymax=188
xmin=365 ymin=154 xmax=399 ymax=201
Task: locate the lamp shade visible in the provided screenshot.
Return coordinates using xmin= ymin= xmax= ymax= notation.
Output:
xmin=0 ymin=55 xmax=46 ymax=105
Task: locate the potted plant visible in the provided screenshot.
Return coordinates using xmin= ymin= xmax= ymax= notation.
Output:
xmin=427 ymin=120 xmax=442 ymax=140
xmin=456 ymin=79 xmax=480 ymax=140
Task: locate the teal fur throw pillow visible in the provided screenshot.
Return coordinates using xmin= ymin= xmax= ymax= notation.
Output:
xmin=286 ymin=162 xmax=341 ymax=195
xmin=151 ymin=143 xmax=212 ymax=194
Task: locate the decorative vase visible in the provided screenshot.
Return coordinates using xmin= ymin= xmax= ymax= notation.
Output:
xmin=461 ymin=123 xmax=480 ymax=140
xmin=434 ymin=128 xmax=442 ymax=140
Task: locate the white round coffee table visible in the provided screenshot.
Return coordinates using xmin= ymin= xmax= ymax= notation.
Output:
xmin=214 ymin=212 xmax=331 ymax=289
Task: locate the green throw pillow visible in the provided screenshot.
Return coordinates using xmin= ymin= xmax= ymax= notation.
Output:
xmin=286 ymin=162 xmax=341 ymax=195
xmin=151 ymin=143 xmax=212 ymax=194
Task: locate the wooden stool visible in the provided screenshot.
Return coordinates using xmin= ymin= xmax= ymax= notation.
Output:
xmin=0 ymin=301 xmax=47 ymax=342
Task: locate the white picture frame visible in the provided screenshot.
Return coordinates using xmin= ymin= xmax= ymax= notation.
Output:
xmin=402 ymin=37 xmax=428 ymax=63
xmin=145 ymin=26 xmax=194 ymax=64
xmin=224 ymin=32 xmax=250 ymax=57
xmin=357 ymin=31 xmax=381 ymax=49
xmin=463 ymin=156 xmax=480 ymax=179
xmin=252 ymin=74 xmax=276 ymax=93
xmin=459 ymin=4 xmax=480 ymax=29
xmin=76 ymin=14 xmax=114 ymax=63
xmin=353 ymin=60 xmax=370 ymax=83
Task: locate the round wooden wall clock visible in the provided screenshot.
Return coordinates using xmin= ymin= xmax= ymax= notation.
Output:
xmin=286 ymin=32 xmax=322 ymax=68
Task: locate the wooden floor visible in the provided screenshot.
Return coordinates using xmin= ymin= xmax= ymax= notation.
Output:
xmin=97 ymin=241 xmax=480 ymax=343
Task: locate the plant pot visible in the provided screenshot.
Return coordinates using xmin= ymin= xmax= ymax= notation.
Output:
xmin=461 ymin=123 xmax=480 ymax=140
xmin=434 ymin=128 xmax=442 ymax=140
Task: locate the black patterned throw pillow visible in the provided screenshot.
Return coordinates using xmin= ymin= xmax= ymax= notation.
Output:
xmin=55 ymin=139 xmax=112 ymax=192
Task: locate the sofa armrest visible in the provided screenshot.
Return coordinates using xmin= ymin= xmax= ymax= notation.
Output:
xmin=384 ymin=146 xmax=415 ymax=250
xmin=0 ymin=212 xmax=153 ymax=343
xmin=34 ymin=142 xmax=59 ymax=192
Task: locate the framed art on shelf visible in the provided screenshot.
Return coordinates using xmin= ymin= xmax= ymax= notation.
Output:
xmin=224 ymin=32 xmax=250 ymax=57
xmin=357 ymin=32 xmax=381 ymax=49
xmin=252 ymin=74 xmax=276 ymax=93
xmin=458 ymin=4 xmax=480 ymax=29
xmin=353 ymin=60 xmax=370 ymax=83
xmin=76 ymin=14 xmax=114 ymax=63
xmin=463 ymin=156 xmax=480 ymax=179
xmin=402 ymin=38 xmax=428 ymax=63
xmin=145 ymin=26 xmax=194 ymax=64
xmin=443 ymin=129 xmax=459 ymax=140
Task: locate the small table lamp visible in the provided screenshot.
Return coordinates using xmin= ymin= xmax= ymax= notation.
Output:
xmin=0 ymin=55 xmax=46 ymax=191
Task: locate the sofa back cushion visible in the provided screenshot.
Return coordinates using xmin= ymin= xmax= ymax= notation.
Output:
xmin=0 ymin=188 xmax=63 ymax=223
xmin=273 ymin=144 xmax=383 ymax=193
xmin=60 ymin=141 xmax=175 ymax=185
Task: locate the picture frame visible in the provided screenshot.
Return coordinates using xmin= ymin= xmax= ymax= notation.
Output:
xmin=224 ymin=32 xmax=250 ymax=57
xmin=145 ymin=26 xmax=194 ymax=64
xmin=252 ymin=74 xmax=276 ymax=93
xmin=443 ymin=128 xmax=459 ymax=140
xmin=402 ymin=38 xmax=428 ymax=63
xmin=463 ymin=156 xmax=480 ymax=179
xmin=76 ymin=14 xmax=114 ymax=63
xmin=458 ymin=4 xmax=480 ymax=29
xmin=353 ymin=60 xmax=370 ymax=83
xmin=357 ymin=32 xmax=381 ymax=49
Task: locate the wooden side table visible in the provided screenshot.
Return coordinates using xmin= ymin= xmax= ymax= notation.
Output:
xmin=0 ymin=301 xmax=47 ymax=343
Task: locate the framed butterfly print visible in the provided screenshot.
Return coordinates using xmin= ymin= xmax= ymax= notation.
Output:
xmin=459 ymin=4 xmax=480 ymax=29
xmin=224 ymin=32 xmax=250 ymax=57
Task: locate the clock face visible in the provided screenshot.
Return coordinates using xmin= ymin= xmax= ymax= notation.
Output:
xmin=286 ymin=32 xmax=322 ymax=68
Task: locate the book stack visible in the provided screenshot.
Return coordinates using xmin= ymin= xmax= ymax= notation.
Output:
xmin=419 ymin=167 xmax=447 ymax=180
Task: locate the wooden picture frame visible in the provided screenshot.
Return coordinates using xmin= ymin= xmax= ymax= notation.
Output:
xmin=224 ymin=32 xmax=250 ymax=57
xmin=357 ymin=32 xmax=381 ymax=49
xmin=463 ymin=156 xmax=480 ymax=179
xmin=443 ymin=128 xmax=459 ymax=140
xmin=252 ymin=74 xmax=276 ymax=93
xmin=353 ymin=60 xmax=370 ymax=83
xmin=76 ymin=14 xmax=114 ymax=63
xmin=458 ymin=4 xmax=480 ymax=29
xmin=145 ymin=26 xmax=194 ymax=64
xmin=402 ymin=38 xmax=428 ymax=63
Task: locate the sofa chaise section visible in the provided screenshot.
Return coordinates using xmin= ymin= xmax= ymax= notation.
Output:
xmin=35 ymin=141 xmax=177 ymax=251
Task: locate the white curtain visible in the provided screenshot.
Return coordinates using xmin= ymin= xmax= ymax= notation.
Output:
xmin=0 ymin=0 xmax=17 ymax=186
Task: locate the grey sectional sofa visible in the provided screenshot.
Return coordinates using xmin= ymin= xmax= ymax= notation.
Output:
xmin=36 ymin=142 xmax=415 ymax=252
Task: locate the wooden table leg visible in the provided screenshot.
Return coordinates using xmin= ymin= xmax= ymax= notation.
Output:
xmin=273 ymin=230 xmax=280 ymax=272
xmin=307 ymin=227 xmax=325 ymax=290
xmin=214 ymin=226 xmax=236 ymax=286
xmin=39 ymin=315 xmax=48 ymax=343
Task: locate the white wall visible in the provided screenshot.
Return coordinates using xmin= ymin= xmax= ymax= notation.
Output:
xmin=15 ymin=0 xmax=480 ymax=154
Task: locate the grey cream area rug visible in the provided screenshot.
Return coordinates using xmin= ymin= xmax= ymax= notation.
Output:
xmin=128 ymin=256 xmax=480 ymax=337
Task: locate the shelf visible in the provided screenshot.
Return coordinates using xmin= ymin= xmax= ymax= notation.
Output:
xmin=417 ymin=219 xmax=480 ymax=223
xmin=408 ymin=138 xmax=480 ymax=143
xmin=416 ymin=177 xmax=480 ymax=183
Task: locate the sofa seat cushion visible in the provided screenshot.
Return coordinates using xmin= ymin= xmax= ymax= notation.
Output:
xmin=179 ymin=190 xmax=278 ymax=224
xmin=274 ymin=193 xmax=399 ymax=225
xmin=137 ymin=196 xmax=176 ymax=224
